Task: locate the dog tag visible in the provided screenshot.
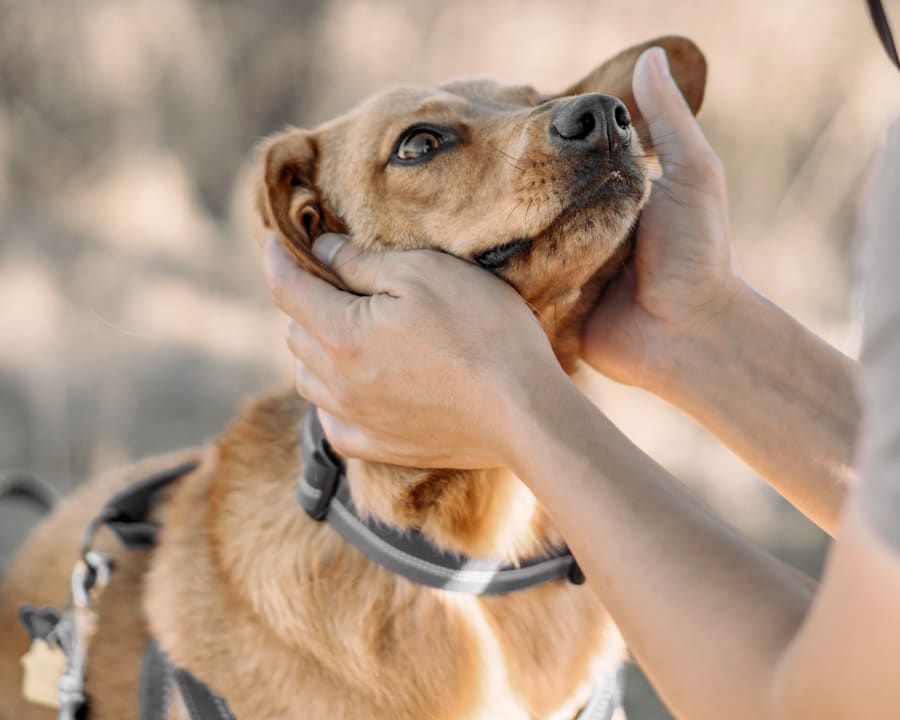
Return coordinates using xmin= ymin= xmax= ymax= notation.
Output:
xmin=20 ymin=639 xmax=65 ymax=708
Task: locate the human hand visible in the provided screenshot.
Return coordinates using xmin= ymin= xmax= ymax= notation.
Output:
xmin=263 ymin=235 xmax=566 ymax=468
xmin=581 ymin=47 xmax=743 ymax=392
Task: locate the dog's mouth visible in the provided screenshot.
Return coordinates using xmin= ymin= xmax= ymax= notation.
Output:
xmin=566 ymin=160 xmax=646 ymax=211
xmin=468 ymin=147 xmax=645 ymax=281
xmin=495 ymin=151 xmax=645 ymax=258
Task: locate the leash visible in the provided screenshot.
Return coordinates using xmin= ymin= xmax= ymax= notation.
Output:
xmin=0 ymin=471 xmax=59 ymax=514
xmin=867 ymin=0 xmax=900 ymax=71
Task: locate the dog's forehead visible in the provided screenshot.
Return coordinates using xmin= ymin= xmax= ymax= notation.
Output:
xmin=437 ymin=77 xmax=541 ymax=107
xmin=334 ymin=79 xmax=540 ymax=128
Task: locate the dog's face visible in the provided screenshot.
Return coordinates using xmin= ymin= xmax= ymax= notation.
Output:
xmin=259 ymin=36 xmax=706 ymax=363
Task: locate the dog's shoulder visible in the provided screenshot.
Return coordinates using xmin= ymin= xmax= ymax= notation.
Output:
xmin=216 ymin=389 xmax=307 ymax=465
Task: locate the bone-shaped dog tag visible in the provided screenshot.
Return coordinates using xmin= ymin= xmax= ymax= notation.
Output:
xmin=21 ymin=639 xmax=65 ymax=709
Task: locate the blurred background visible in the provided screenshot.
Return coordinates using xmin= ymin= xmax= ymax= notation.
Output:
xmin=1 ymin=0 xmax=898 ymax=716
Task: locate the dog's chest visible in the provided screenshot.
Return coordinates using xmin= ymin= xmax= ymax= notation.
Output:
xmin=145 ymin=393 xmax=620 ymax=718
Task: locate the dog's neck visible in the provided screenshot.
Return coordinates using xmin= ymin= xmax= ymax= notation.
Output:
xmin=344 ymin=462 xmax=556 ymax=561
xmin=342 ymin=354 xmax=598 ymax=562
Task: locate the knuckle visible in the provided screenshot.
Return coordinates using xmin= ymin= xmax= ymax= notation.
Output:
xmin=393 ymin=250 xmax=436 ymax=282
xmin=286 ymin=318 xmax=301 ymax=342
xmin=412 ymin=249 xmax=446 ymax=276
xmin=331 ymin=381 xmax=358 ymax=413
xmin=318 ymin=414 xmax=356 ymax=456
xmin=324 ymin=431 xmax=353 ymax=458
xmin=268 ymin=272 xmax=288 ymax=309
xmin=266 ymin=258 xmax=294 ymax=304
xmin=326 ymin=333 xmax=361 ymax=364
xmin=294 ymin=365 xmax=312 ymax=396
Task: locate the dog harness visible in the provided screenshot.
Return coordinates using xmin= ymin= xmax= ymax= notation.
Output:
xmin=17 ymin=461 xmax=236 ymax=720
xmin=18 ymin=410 xmax=623 ymax=720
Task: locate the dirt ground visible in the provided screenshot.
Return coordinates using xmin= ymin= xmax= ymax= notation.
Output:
xmin=1 ymin=1 xmax=898 ymax=717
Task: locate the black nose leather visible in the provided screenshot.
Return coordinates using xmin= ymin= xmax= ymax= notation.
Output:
xmin=549 ymin=94 xmax=631 ymax=153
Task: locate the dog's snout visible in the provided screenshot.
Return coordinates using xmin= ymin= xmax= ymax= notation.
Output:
xmin=549 ymin=94 xmax=631 ymax=154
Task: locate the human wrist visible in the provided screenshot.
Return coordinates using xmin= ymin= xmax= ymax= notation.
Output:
xmin=499 ymin=367 xmax=595 ymax=479
xmin=640 ymin=272 xmax=753 ymax=401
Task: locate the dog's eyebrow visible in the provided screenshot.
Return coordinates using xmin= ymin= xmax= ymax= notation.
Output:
xmin=474 ymin=237 xmax=533 ymax=270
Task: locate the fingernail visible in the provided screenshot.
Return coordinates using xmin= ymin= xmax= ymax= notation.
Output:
xmin=312 ymin=233 xmax=346 ymax=266
xmin=648 ymin=46 xmax=671 ymax=79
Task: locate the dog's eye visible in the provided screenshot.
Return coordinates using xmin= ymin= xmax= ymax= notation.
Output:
xmin=396 ymin=130 xmax=441 ymax=160
xmin=390 ymin=125 xmax=459 ymax=166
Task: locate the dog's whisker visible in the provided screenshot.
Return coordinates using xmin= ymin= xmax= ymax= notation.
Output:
xmin=524 ymin=198 xmax=535 ymax=226
xmin=485 ymin=141 xmax=526 ymax=171
xmin=506 ymin=198 xmax=525 ymax=225
xmin=523 ymin=296 xmax=550 ymax=328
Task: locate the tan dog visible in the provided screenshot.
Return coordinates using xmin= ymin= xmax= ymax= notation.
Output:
xmin=0 ymin=36 xmax=705 ymax=720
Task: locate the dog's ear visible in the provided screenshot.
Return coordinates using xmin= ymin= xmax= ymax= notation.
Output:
xmin=556 ymin=35 xmax=707 ymax=127
xmin=256 ymin=128 xmax=346 ymax=287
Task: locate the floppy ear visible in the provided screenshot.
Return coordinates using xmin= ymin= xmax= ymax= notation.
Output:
xmin=256 ymin=128 xmax=347 ymax=287
xmin=556 ymin=35 xmax=707 ymax=145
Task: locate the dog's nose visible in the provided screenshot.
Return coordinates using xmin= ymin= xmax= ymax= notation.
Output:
xmin=549 ymin=94 xmax=631 ymax=154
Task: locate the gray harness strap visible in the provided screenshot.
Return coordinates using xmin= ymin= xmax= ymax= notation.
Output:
xmin=69 ymin=461 xmax=234 ymax=720
xmin=577 ymin=664 xmax=626 ymax=720
xmin=138 ymin=639 xmax=172 ymax=720
xmin=23 ymin=413 xmax=623 ymax=720
xmin=139 ymin=639 xmax=235 ymax=720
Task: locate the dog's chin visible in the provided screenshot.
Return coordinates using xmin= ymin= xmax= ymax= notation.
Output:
xmin=568 ymin=160 xmax=648 ymax=213
xmin=527 ymin=196 xmax=643 ymax=374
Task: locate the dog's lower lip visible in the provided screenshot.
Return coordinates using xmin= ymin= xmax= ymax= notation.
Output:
xmin=568 ymin=165 xmax=641 ymax=207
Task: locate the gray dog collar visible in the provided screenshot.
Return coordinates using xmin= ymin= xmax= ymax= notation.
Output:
xmin=296 ymin=405 xmax=585 ymax=595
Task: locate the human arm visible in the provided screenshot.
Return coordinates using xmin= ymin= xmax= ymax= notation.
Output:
xmin=580 ymin=47 xmax=859 ymax=534
xmin=263 ymin=206 xmax=900 ymax=720
xmin=261 ymin=49 xmax=900 ymax=718
xmin=504 ymin=364 xmax=900 ymax=720
xmin=263 ymin=121 xmax=900 ymax=715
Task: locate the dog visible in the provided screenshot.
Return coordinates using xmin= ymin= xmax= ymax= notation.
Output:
xmin=0 ymin=36 xmax=705 ymax=719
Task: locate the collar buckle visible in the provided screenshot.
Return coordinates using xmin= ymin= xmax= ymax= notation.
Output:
xmin=298 ymin=409 xmax=343 ymax=521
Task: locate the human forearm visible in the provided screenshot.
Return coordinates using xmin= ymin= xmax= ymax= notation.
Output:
xmin=650 ymin=280 xmax=859 ymax=533
xmin=580 ymin=47 xmax=858 ymax=533
xmin=505 ymin=376 xmax=815 ymax=720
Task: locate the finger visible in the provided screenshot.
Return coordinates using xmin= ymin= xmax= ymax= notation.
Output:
xmin=286 ymin=319 xmax=332 ymax=378
xmin=632 ymin=47 xmax=717 ymax=177
xmin=313 ymin=233 xmax=409 ymax=297
xmin=316 ymin=408 xmax=382 ymax=462
xmin=294 ymin=360 xmax=336 ymax=409
xmin=263 ymin=235 xmax=357 ymax=332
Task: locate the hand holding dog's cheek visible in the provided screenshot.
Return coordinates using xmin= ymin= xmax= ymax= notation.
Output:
xmin=266 ymin=233 xmax=566 ymax=469
xmin=581 ymin=46 xmax=742 ymax=390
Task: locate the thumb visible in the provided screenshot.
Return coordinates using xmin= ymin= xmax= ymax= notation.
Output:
xmin=632 ymin=47 xmax=714 ymax=178
xmin=313 ymin=233 xmax=400 ymax=296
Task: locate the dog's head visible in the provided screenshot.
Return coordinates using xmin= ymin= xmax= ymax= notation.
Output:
xmin=258 ymin=36 xmax=706 ymax=366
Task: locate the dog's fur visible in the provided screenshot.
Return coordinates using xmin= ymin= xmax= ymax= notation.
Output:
xmin=0 ymin=37 xmax=705 ymax=719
